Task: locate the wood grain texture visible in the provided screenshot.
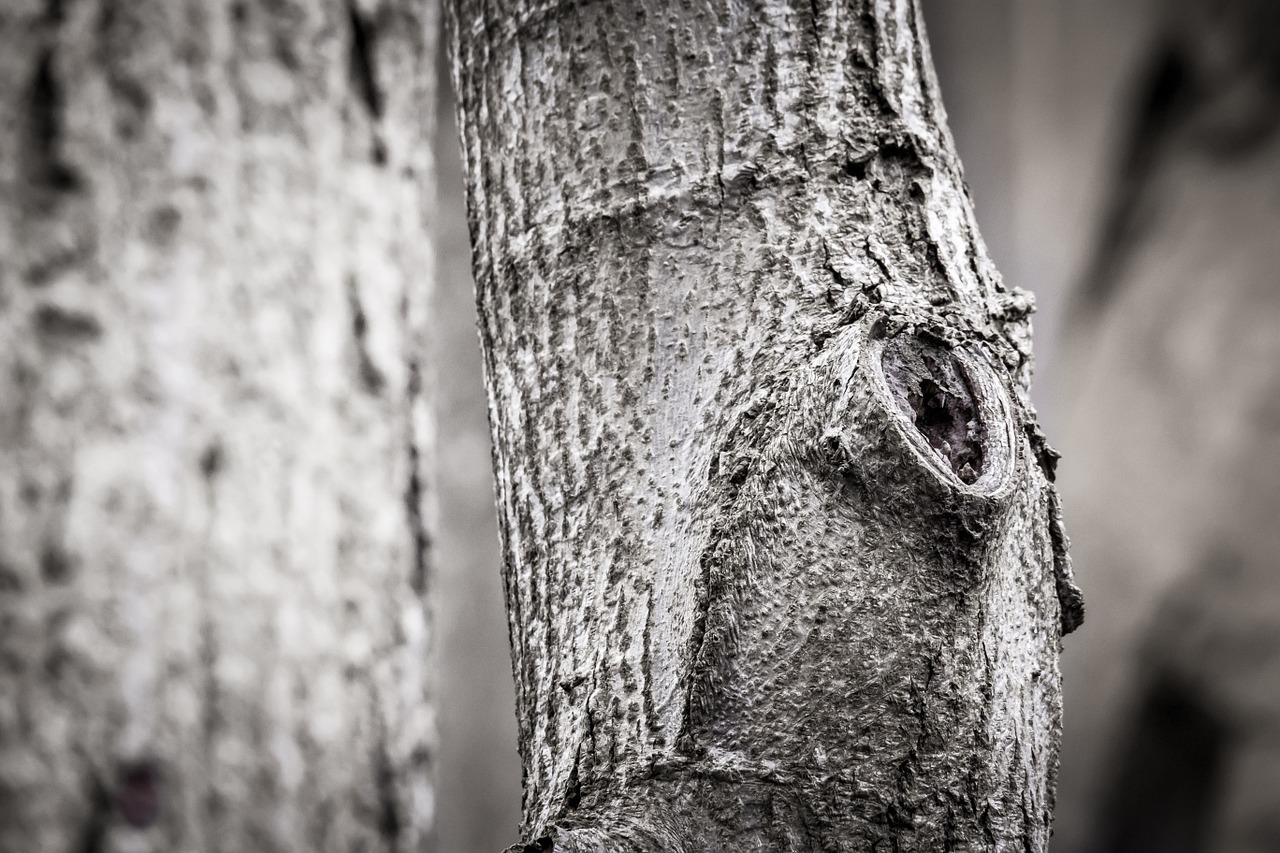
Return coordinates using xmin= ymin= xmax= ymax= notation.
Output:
xmin=0 ymin=1 xmax=438 ymax=851
xmin=448 ymin=0 xmax=1081 ymax=849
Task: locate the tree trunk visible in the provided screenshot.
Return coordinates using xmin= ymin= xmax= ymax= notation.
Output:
xmin=448 ymin=0 xmax=1082 ymax=849
xmin=0 ymin=2 xmax=438 ymax=851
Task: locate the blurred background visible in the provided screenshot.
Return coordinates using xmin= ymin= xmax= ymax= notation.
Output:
xmin=432 ymin=1 xmax=1280 ymax=851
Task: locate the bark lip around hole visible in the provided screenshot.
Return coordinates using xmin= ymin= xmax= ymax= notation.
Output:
xmin=873 ymin=331 xmax=1015 ymax=495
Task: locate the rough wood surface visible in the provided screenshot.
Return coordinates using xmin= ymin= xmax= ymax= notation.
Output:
xmin=448 ymin=0 xmax=1082 ymax=849
xmin=0 ymin=2 xmax=438 ymax=851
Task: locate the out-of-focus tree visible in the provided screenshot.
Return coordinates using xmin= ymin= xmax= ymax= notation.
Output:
xmin=1056 ymin=1 xmax=1280 ymax=850
xmin=0 ymin=2 xmax=438 ymax=851
xmin=449 ymin=0 xmax=1082 ymax=849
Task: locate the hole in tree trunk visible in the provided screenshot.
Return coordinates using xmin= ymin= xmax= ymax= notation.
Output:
xmin=881 ymin=336 xmax=986 ymax=484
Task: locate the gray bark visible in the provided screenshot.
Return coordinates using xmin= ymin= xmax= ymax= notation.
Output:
xmin=448 ymin=0 xmax=1082 ymax=850
xmin=0 ymin=2 xmax=438 ymax=852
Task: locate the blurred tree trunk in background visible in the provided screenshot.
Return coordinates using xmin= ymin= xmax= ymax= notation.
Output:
xmin=0 ymin=2 xmax=438 ymax=851
xmin=450 ymin=0 xmax=1081 ymax=849
xmin=1056 ymin=0 xmax=1280 ymax=850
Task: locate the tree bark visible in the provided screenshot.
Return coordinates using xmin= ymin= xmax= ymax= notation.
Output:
xmin=448 ymin=0 xmax=1082 ymax=849
xmin=0 ymin=2 xmax=438 ymax=851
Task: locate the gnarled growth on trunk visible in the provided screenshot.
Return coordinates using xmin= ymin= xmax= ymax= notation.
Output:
xmin=448 ymin=0 xmax=1082 ymax=849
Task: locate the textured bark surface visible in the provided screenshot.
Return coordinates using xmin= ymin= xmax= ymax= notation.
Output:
xmin=0 ymin=2 xmax=438 ymax=851
xmin=1055 ymin=2 xmax=1280 ymax=850
xmin=450 ymin=1 xmax=1082 ymax=850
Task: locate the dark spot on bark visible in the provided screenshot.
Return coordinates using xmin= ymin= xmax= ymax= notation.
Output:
xmin=347 ymin=1 xmax=384 ymax=119
xmin=842 ymin=157 xmax=868 ymax=180
xmin=44 ymin=643 xmax=72 ymax=680
xmin=108 ymin=76 xmax=152 ymax=142
xmin=406 ymin=425 xmax=431 ymax=596
xmin=29 ymin=50 xmax=83 ymax=193
xmin=230 ymin=1 xmax=246 ymax=24
xmin=114 ymin=760 xmax=161 ymax=828
xmin=40 ymin=541 xmax=74 ymax=583
xmin=20 ymin=478 xmax=42 ymax=506
xmin=23 ymin=229 xmax=93 ymax=285
xmin=371 ymin=136 xmax=388 ymax=165
xmin=876 ymin=139 xmax=922 ymax=180
xmin=76 ymin=775 xmax=111 ymax=853
xmin=346 ymin=275 xmax=388 ymax=394
xmin=0 ymin=560 xmax=22 ymax=592
xmin=882 ymin=337 xmax=985 ymax=484
xmin=272 ymin=33 xmax=301 ymax=71
xmin=821 ymin=244 xmax=851 ymax=296
xmin=1099 ymin=675 xmax=1226 ymax=853
xmin=375 ymin=745 xmax=402 ymax=842
xmin=198 ymin=613 xmax=222 ymax=822
xmin=565 ymin=754 xmax=582 ymax=808
xmin=409 ymin=744 xmax=432 ymax=772
xmin=559 ymin=674 xmax=586 ymax=693
xmin=145 ymin=205 xmax=182 ymax=246
xmin=199 ymin=442 xmax=225 ymax=478
xmin=35 ymin=304 xmax=103 ymax=342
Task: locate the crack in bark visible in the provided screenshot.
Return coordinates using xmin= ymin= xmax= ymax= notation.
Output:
xmin=347 ymin=2 xmax=385 ymax=119
xmin=75 ymin=774 xmax=111 ymax=853
xmin=347 ymin=274 xmax=390 ymax=395
xmin=27 ymin=49 xmax=83 ymax=195
xmin=406 ymin=421 xmax=430 ymax=597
